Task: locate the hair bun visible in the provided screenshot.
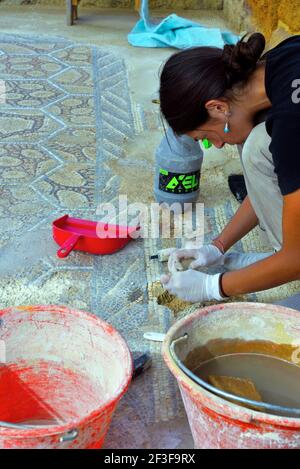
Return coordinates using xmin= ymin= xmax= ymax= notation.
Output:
xmin=222 ymin=32 xmax=266 ymax=85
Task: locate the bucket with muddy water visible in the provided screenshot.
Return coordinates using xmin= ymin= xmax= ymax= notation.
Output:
xmin=163 ymin=302 xmax=300 ymax=449
xmin=0 ymin=305 xmax=132 ymax=449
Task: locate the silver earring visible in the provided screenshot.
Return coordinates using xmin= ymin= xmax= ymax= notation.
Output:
xmin=224 ymin=111 xmax=231 ymax=133
xmin=224 ymin=121 xmax=230 ymax=133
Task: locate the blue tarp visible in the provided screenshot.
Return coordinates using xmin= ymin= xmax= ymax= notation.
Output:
xmin=128 ymin=0 xmax=240 ymax=49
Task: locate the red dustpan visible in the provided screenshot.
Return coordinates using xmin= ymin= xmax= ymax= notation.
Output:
xmin=52 ymin=214 xmax=139 ymax=259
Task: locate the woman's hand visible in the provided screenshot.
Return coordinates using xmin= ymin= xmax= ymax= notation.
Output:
xmin=160 ymin=270 xmax=224 ymax=302
xmin=157 ymin=245 xmax=272 ymax=274
xmin=167 ymin=244 xmax=224 ymax=273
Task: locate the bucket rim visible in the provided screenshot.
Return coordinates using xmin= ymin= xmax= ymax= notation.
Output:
xmin=0 ymin=304 xmax=133 ymax=439
xmin=162 ymin=301 xmax=300 ymax=428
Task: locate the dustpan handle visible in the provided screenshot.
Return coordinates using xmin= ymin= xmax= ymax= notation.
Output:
xmin=170 ymin=334 xmax=300 ymax=417
xmin=57 ymin=234 xmax=81 ymax=258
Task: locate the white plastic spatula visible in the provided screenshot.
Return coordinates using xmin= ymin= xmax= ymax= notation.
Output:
xmin=143 ymin=332 xmax=166 ymax=342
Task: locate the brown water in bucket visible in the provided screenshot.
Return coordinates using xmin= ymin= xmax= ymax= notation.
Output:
xmin=185 ymin=339 xmax=300 ymax=415
xmin=193 ymin=353 xmax=300 ymax=412
xmin=164 ymin=304 xmax=300 ymax=448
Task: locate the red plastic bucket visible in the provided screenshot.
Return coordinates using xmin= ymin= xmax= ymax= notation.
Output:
xmin=0 ymin=305 xmax=133 ymax=449
xmin=163 ymin=302 xmax=300 ymax=449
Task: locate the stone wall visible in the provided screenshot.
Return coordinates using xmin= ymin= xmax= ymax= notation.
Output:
xmin=2 ymin=0 xmax=298 ymax=37
xmin=277 ymin=0 xmax=300 ymax=34
xmin=223 ymin=0 xmax=254 ymax=33
xmin=247 ymin=0 xmax=300 ymax=38
xmin=0 ymin=0 xmax=223 ymax=9
xmin=147 ymin=0 xmax=223 ymax=9
xmin=224 ymin=0 xmax=300 ymax=38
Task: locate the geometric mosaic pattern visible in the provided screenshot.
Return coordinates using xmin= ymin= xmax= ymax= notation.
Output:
xmin=1 ymin=33 xmax=299 ymax=448
xmin=0 ymin=33 xmax=139 ymax=308
xmin=0 ymin=34 xmax=148 ymax=339
xmin=0 ymin=34 xmax=185 ymax=448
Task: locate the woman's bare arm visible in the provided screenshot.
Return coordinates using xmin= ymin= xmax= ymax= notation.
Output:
xmin=214 ymin=195 xmax=259 ymax=252
xmin=222 ymin=189 xmax=300 ymax=296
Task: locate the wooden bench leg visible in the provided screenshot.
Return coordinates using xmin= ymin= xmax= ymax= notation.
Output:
xmin=72 ymin=0 xmax=79 ymax=21
xmin=66 ymin=0 xmax=79 ymax=25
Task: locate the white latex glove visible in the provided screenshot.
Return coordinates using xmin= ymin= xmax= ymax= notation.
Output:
xmin=168 ymin=244 xmax=224 ymax=273
xmin=223 ymin=251 xmax=273 ymax=271
xmin=160 ymin=270 xmax=224 ymax=303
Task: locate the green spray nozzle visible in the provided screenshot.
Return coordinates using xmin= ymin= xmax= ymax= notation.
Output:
xmin=202 ymin=138 xmax=212 ymax=149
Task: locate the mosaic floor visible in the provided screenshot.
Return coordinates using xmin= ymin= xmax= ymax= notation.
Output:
xmin=1 ymin=30 xmax=300 ymax=448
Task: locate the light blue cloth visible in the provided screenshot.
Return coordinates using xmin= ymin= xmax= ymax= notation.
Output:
xmin=128 ymin=0 xmax=240 ymax=49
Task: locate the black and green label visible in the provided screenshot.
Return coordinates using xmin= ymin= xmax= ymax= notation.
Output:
xmin=159 ymin=168 xmax=200 ymax=194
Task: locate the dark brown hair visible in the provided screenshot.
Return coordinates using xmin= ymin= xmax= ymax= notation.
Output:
xmin=159 ymin=32 xmax=266 ymax=134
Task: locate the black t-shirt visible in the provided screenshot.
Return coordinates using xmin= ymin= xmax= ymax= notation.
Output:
xmin=263 ymin=35 xmax=300 ymax=195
